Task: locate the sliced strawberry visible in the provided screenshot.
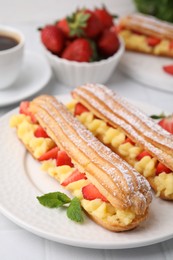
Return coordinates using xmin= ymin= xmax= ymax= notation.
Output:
xmin=74 ymin=102 xmax=89 ymax=116
xmin=156 ymin=162 xmax=172 ymax=175
xmin=123 ymin=137 xmax=135 ymax=145
xmin=19 ymin=101 xmax=30 ymax=114
xmin=132 ymin=30 xmax=142 ymax=35
xmin=56 ymin=150 xmax=74 ymax=167
xmin=61 ymin=169 xmax=87 ymax=186
xmin=82 ymin=183 xmax=108 ymax=202
xmin=158 ymin=115 xmax=173 ymax=134
xmin=163 ymin=65 xmax=173 ymax=75
xmin=29 ymin=114 xmax=37 ymax=124
xmin=38 ymin=147 xmax=59 ymax=161
xmin=34 ymin=126 xmax=49 ymax=138
xmin=136 ymin=151 xmax=151 ymax=161
xmin=170 ymin=41 xmax=173 ymax=50
xmin=110 ymin=25 xmax=122 ymax=34
xmin=146 ymin=37 xmax=161 ymax=47
xmin=19 ymin=101 xmax=37 ymax=123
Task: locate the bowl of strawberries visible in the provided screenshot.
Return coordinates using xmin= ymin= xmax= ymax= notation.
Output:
xmin=40 ymin=6 xmax=124 ymax=87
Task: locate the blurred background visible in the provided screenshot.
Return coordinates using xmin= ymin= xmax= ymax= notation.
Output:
xmin=0 ymin=0 xmax=135 ymax=23
xmin=1 ymin=0 xmax=173 ymax=23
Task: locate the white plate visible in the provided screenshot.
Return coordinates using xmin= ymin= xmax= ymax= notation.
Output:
xmin=0 ymin=94 xmax=173 ymax=249
xmin=0 ymin=51 xmax=51 ymax=107
xmin=120 ymin=52 xmax=173 ymax=92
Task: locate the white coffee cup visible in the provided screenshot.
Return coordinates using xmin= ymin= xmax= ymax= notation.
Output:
xmin=0 ymin=25 xmax=25 ymax=90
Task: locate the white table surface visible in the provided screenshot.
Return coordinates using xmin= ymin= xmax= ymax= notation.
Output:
xmin=0 ymin=21 xmax=173 ymax=260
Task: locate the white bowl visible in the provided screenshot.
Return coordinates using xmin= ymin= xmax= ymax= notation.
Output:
xmin=42 ymin=37 xmax=124 ymax=87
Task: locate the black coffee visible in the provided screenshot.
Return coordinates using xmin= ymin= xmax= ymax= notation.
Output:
xmin=0 ymin=35 xmax=19 ymax=51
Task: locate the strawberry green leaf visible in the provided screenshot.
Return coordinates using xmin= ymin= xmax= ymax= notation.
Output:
xmin=67 ymin=11 xmax=90 ymax=37
xmin=37 ymin=192 xmax=71 ymax=208
xmin=76 ymin=12 xmax=90 ymax=25
xmin=67 ymin=197 xmax=84 ymax=223
xmin=150 ymin=113 xmax=166 ymax=119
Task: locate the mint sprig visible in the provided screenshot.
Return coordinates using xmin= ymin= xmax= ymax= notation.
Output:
xmin=37 ymin=192 xmax=71 ymax=208
xmin=37 ymin=192 xmax=84 ymax=223
xmin=67 ymin=197 xmax=84 ymax=222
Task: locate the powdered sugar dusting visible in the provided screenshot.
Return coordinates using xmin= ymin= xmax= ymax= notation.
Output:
xmin=125 ymin=13 xmax=173 ymax=40
xmin=81 ymin=84 xmax=173 ymax=151
xmin=74 ymin=85 xmax=173 ymax=169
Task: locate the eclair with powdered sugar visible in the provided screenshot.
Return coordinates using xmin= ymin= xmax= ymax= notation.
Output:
xmin=71 ymin=84 xmax=173 ymax=200
xmin=118 ymin=13 xmax=173 ymax=57
xmin=10 ymin=95 xmax=152 ymax=232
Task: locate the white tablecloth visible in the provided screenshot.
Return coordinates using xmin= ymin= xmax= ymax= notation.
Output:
xmin=0 ymin=21 xmax=173 ymax=260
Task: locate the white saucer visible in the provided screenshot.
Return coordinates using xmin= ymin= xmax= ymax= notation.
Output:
xmin=0 ymin=51 xmax=51 ymax=107
xmin=120 ymin=52 xmax=173 ymax=92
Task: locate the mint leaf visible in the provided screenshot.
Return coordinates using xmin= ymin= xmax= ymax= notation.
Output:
xmin=37 ymin=192 xmax=71 ymax=208
xmin=67 ymin=197 xmax=84 ymax=223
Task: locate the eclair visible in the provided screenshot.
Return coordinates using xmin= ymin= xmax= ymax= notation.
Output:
xmin=118 ymin=13 xmax=173 ymax=57
xmin=71 ymin=83 xmax=173 ymax=200
xmin=10 ymin=95 xmax=152 ymax=232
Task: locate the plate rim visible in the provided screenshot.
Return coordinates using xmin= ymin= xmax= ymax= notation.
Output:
xmin=120 ymin=51 xmax=173 ymax=93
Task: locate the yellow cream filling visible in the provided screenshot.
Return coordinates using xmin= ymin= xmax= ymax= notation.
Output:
xmin=10 ymin=113 xmax=136 ymax=226
xmin=10 ymin=115 xmax=55 ymax=158
xmin=154 ymin=173 xmax=173 ymax=197
xmin=119 ymin=29 xmax=173 ymax=56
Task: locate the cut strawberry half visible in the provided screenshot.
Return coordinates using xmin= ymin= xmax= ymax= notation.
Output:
xmin=61 ymin=169 xmax=87 ymax=186
xmin=56 ymin=150 xmax=74 ymax=167
xmin=38 ymin=147 xmax=59 ymax=161
xmin=19 ymin=101 xmax=37 ymax=123
xmin=74 ymin=102 xmax=89 ymax=116
xmin=110 ymin=24 xmax=124 ymax=34
xmin=136 ymin=151 xmax=151 ymax=161
xmin=158 ymin=115 xmax=173 ymax=134
xmin=123 ymin=137 xmax=135 ymax=145
xmin=34 ymin=126 xmax=49 ymax=138
xmin=163 ymin=65 xmax=173 ymax=75
xmin=156 ymin=162 xmax=172 ymax=175
xmin=170 ymin=41 xmax=173 ymax=50
xmin=82 ymin=183 xmax=108 ymax=202
xmin=146 ymin=37 xmax=161 ymax=47
xmin=19 ymin=101 xmax=30 ymax=114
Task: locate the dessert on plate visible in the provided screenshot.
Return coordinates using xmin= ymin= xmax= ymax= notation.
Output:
xmin=69 ymin=84 xmax=173 ymax=200
xmin=10 ymin=95 xmax=152 ymax=232
xmin=118 ymin=13 xmax=173 ymax=57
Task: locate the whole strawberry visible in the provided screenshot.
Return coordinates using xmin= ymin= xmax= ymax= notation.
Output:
xmin=61 ymin=9 xmax=102 ymax=39
xmin=163 ymin=65 xmax=173 ymax=75
xmin=82 ymin=9 xmax=102 ymax=38
xmin=158 ymin=115 xmax=173 ymax=134
xmin=61 ymin=38 xmax=93 ymax=62
xmin=56 ymin=18 xmax=70 ymax=38
xmin=98 ymin=30 xmax=119 ymax=57
xmin=94 ymin=6 xmax=114 ymax=30
xmin=41 ymin=25 xmax=64 ymax=54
